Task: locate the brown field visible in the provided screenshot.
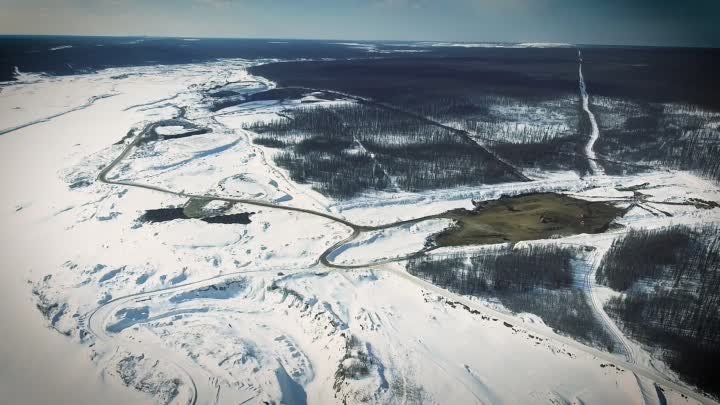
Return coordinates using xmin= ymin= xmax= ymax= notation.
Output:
xmin=435 ymin=193 xmax=623 ymax=247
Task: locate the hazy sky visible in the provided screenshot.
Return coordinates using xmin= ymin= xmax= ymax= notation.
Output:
xmin=0 ymin=0 xmax=718 ymax=47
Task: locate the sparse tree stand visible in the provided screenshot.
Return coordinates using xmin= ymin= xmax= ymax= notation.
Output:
xmin=597 ymin=225 xmax=720 ymax=396
xmin=245 ymin=104 xmax=520 ymax=198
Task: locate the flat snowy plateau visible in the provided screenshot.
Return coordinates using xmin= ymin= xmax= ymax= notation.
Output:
xmin=1 ymin=60 xmax=718 ymax=405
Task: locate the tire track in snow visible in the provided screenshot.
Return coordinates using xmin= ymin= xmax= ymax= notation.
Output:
xmin=86 ymin=267 xmax=281 ymax=405
xmin=0 ymin=93 xmax=118 ymax=136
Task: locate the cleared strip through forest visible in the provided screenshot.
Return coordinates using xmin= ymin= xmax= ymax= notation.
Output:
xmin=281 ymin=86 xmax=532 ymax=182
xmin=578 ymin=50 xmax=603 ymax=176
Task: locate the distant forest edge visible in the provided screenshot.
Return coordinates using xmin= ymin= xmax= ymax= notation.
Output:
xmin=3 ymin=37 xmax=719 ymax=181
xmin=250 ymin=47 xmax=720 ymax=110
xmin=0 ymin=37 xmax=374 ymax=81
xmin=250 ymin=51 xmax=720 ymax=181
xmin=2 ymin=36 xmax=718 ymax=112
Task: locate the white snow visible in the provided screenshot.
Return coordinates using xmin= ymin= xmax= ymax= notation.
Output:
xmin=334 ymin=42 xmax=378 ymax=52
xmin=517 ymin=42 xmax=574 ymax=48
xmin=333 ymin=42 xmax=428 ymax=54
xmin=579 ymin=51 xmax=604 ymax=176
xmin=327 ymin=219 xmax=453 ymax=265
xmin=418 ymin=41 xmax=574 ymax=48
xmin=1 ymin=57 xmax=719 ymax=405
xmin=155 ymin=125 xmax=189 ymax=136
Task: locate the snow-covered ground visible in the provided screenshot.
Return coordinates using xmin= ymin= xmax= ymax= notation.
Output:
xmin=2 ymin=59 xmax=719 ymax=405
xmin=579 ymin=53 xmax=604 ymax=176
xmin=327 ymin=219 xmax=453 ymax=266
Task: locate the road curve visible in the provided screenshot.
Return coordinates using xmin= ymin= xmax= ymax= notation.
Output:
xmin=99 ymin=121 xmax=451 ymax=233
xmin=86 ymin=267 xmax=283 ymax=405
xmin=92 ymin=105 xmax=718 ymax=405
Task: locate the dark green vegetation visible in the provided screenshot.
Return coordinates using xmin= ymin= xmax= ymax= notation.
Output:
xmin=411 ymin=245 xmax=575 ymax=291
xmin=249 ymin=53 xmax=580 ymax=103
xmin=250 ymin=54 xmax=594 ymax=174
xmin=434 ymin=193 xmax=623 ymax=247
xmin=1 ymin=36 xmax=383 ymax=82
xmin=465 ymin=98 xmax=591 ymax=174
xmin=206 ymin=87 xmax=344 ymax=112
xmin=597 ymin=225 xmax=720 ymax=396
xmin=597 ymin=226 xmax=698 ymax=290
xmin=245 ymin=104 xmax=523 ymax=198
xmin=251 ymin=49 xmax=720 ymax=180
xmin=581 ymin=48 xmax=720 ymax=111
xmin=593 ymin=99 xmax=720 ymax=180
xmin=582 ymin=48 xmax=720 ymax=181
xmin=407 ymin=246 xmax=616 ymax=350
xmin=138 ymin=207 xmax=253 ymax=225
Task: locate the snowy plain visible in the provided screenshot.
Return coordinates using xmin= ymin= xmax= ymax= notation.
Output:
xmin=1 ymin=59 xmax=719 ymax=405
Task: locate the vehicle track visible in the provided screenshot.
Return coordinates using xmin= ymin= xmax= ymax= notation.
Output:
xmin=90 ymin=97 xmax=719 ymax=405
xmin=584 ymin=248 xmax=635 ymax=364
xmin=86 ymin=267 xmax=283 ymax=405
xmin=0 ymin=93 xmax=117 ymax=136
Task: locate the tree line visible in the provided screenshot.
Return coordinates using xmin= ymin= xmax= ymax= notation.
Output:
xmin=407 ymin=245 xmax=616 ymax=350
xmin=594 ymin=100 xmax=720 ymax=181
xmin=598 ymin=224 xmax=720 ymax=396
xmin=408 ymin=245 xmax=576 ymax=294
xmin=245 ymin=104 xmax=518 ymax=198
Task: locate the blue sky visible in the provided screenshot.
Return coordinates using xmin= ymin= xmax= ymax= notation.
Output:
xmin=0 ymin=0 xmax=718 ymax=47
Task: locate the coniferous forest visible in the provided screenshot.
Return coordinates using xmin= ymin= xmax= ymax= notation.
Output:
xmin=407 ymin=246 xmax=616 ymax=351
xmin=246 ymin=105 xmax=523 ymax=198
xmin=597 ymin=225 xmax=720 ymax=396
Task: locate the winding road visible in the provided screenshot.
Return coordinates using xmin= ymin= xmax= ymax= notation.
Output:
xmin=583 ymin=248 xmax=636 ymax=364
xmin=89 ymin=87 xmax=718 ymax=405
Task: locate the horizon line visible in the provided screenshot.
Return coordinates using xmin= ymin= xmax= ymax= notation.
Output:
xmin=0 ymin=33 xmax=717 ymax=50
